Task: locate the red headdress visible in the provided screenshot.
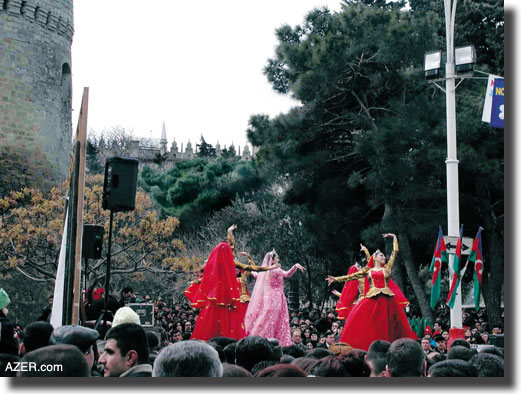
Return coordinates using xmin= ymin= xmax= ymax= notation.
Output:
xmin=191 ymin=242 xmax=240 ymax=307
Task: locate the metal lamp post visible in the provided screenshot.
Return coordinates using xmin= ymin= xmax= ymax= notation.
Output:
xmin=444 ymin=0 xmax=462 ymax=328
xmin=424 ymin=0 xmax=477 ymax=328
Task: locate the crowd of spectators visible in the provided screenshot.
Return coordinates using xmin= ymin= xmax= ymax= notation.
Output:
xmin=0 ymin=287 xmax=504 ymax=378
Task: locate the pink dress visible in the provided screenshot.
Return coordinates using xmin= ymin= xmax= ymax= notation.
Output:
xmin=244 ymin=264 xmax=299 ymax=347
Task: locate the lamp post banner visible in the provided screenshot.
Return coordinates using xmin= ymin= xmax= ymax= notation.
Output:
xmin=490 ymin=78 xmax=504 ymax=129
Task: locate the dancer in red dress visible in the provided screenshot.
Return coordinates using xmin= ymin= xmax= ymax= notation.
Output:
xmin=190 ymin=225 xmax=276 ymax=341
xmin=327 ymin=234 xmax=416 ymax=350
xmin=332 ymin=262 xmax=368 ymax=321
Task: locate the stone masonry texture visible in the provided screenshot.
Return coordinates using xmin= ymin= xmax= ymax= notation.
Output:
xmin=1 ymin=0 xmax=74 ymax=185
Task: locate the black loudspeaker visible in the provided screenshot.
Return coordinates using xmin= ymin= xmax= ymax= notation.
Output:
xmin=82 ymin=224 xmax=104 ymax=259
xmin=102 ymin=157 xmax=139 ymax=212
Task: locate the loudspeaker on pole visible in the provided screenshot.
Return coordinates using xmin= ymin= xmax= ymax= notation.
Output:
xmin=82 ymin=224 xmax=104 ymax=259
xmin=102 ymin=157 xmax=139 ymax=212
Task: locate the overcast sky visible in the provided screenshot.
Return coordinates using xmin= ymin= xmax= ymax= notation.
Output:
xmin=72 ymin=0 xmax=343 ymax=149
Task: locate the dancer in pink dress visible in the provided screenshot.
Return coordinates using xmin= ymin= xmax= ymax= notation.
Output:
xmin=243 ymin=250 xmax=305 ymax=347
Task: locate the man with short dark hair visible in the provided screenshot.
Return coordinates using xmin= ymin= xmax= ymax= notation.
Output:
xmin=235 ymin=336 xmax=273 ymax=372
xmin=98 ymin=323 xmax=151 ymax=377
xmin=18 ymin=344 xmax=90 ymax=377
xmin=427 ymin=359 xmax=478 ymax=377
xmin=385 ymin=338 xmax=426 ymax=377
xmin=469 ymin=353 xmax=504 ymax=377
xmin=365 ymin=340 xmax=390 ymax=377
xmin=318 ymin=330 xmax=336 ymax=349
xmin=171 ymin=329 xmax=182 ymax=343
xmin=21 ymin=321 xmax=54 ymax=356
xmin=119 ymin=286 xmax=135 ymax=307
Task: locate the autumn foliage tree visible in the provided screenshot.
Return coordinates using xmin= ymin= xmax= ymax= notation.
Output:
xmin=0 ymin=174 xmax=198 ymax=304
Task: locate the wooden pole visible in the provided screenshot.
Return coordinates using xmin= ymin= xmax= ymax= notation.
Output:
xmin=71 ymin=87 xmax=89 ymax=324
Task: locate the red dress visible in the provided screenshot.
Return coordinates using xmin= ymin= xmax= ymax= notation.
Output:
xmin=335 ymin=265 xmax=368 ymax=320
xmin=336 ymin=239 xmax=417 ymax=350
xmin=190 ymin=242 xmax=245 ymax=341
xmin=184 ymin=276 xmax=203 ymax=308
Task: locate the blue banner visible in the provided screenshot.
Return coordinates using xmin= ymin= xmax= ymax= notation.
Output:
xmin=490 ymin=78 xmax=504 ymax=128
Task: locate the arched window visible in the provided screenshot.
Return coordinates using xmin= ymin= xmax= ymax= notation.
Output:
xmin=3 ymin=0 xmax=10 ymax=12
xmin=61 ymin=63 xmax=72 ymax=106
xmin=46 ymin=11 xmax=51 ymax=26
xmin=34 ymin=6 xmax=40 ymax=21
xmin=20 ymin=1 xmax=26 ymax=16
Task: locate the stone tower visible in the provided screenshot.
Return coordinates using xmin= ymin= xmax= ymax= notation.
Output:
xmin=0 ymin=0 xmax=74 ymax=185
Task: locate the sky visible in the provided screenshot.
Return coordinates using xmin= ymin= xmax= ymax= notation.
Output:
xmin=72 ymin=0 xmax=343 ymax=150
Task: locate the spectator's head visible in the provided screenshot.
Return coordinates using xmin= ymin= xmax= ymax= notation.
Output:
xmin=208 ymin=336 xmax=237 ymax=349
xmin=478 ymin=346 xmax=504 ymax=358
xmin=250 ymin=360 xmax=277 ymax=376
xmin=442 ymin=330 xmax=450 ymax=341
xmin=282 ymin=344 xmax=307 ymax=359
xmin=427 ymin=359 xmax=479 ymax=377
xmin=266 ymin=338 xmax=281 ymax=355
xmin=291 ymin=329 xmax=302 ymax=344
xmin=0 ymin=354 xmax=20 ymax=377
xmin=18 ymin=344 xmax=90 ymax=377
xmin=50 ymin=324 xmax=99 ymax=369
xmin=221 ymin=363 xmax=252 ymax=377
xmin=469 ymin=353 xmax=504 ymax=377
xmin=447 ymin=345 xmax=478 ymax=362
xmin=421 ymin=336 xmax=432 ymax=351
xmin=255 ymin=364 xmax=307 ymax=377
xmin=309 ymin=355 xmax=350 ymax=377
xmin=386 ymin=338 xmax=426 ymax=377
xmin=171 ymin=330 xmax=182 ymax=343
xmin=480 ymin=331 xmax=489 ymax=343
xmin=307 ymin=347 xmax=333 ymax=360
xmin=0 ymin=288 xmax=9 ymax=316
xmin=433 ymin=334 xmax=447 ymax=351
xmin=121 ymin=286 xmax=134 ymax=301
xmin=235 ymin=336 xmax=273 ymax=372
xmin=449 ymin=338 xmax=471 ymax=349
xmin=152 ymin=340 xmax=223 ymax=377
xmin=22 ymin=321 xmax=54 ymax=354
xmin=99 ymin=323 xmax=149 ymax=377
xmin=112 ymin=306 xmax=141 ymax=328
xmin=365 ymin=340 xmax=390 ymax=377
xmin=146 ymin=331 xmax=160 ymax=350
xmin=280 ymin=354 xmax=295 ymax=364
xmin=325 ymin=330 xmax=336 ymax=345
xmin=291 ymin=357 xmax=318 ymax=374
xmin=208 ymin=342 xmax=225 ymax=363
xmin=223 ymin=342 xmax=237 ymax=364
xmin=338 ymin=351 xmax=371 ymax=377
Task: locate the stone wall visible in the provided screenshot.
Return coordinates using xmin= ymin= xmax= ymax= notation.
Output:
xmin=0 ymin=0 xmax=74 ymax=184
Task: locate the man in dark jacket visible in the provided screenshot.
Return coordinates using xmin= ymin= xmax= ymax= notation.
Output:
xmin=98 ymin=323 xmax=152 ymax=377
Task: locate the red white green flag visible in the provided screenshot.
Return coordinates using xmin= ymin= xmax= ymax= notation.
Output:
xmin=446 ymin=225 xmax=464 ymax=308
xmin=467 ymin=227 xmax=484 ymax=311
xmin=430 ymin=226 xmax=448 ymax=308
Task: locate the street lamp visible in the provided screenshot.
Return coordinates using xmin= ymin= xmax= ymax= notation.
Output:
xmin=424 ymin=50 xmax=443 ymax=79
xmin=455 ymin=45 xmax=477 ymax=73
xmin=423 ymin=0 xmax=476 ymax=328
